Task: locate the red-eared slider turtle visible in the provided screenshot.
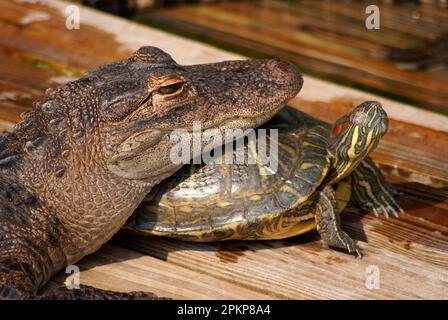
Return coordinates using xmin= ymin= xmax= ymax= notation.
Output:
xmin=124 ymin=102 xmax=402 ymax=257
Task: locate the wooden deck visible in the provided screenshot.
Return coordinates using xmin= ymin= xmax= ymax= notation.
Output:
xmin=0 ymin=0 xmax=447 ymax=299
xmin=137 ymin=0 xmax=448 ymax=115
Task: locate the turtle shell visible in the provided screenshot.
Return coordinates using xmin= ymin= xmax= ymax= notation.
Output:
xmin=124 ymin=107 xmax=331 ymax=240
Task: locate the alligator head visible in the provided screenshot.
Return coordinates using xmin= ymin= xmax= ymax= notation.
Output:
xmin=97 ymin=47 xmax=302 ymax=183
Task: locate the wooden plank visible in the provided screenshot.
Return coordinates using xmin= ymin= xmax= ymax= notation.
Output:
xmin=0 ymin=0 xmax=447 ymax=299
xmin=46 ymin=244 xmax=272 ymax=299
xmin=108 ymin=213 xmax=448 ymax=299
xmin=139 ymin=0 xmax=448 ymax=114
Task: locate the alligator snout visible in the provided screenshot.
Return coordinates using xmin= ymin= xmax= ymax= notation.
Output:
xmin=238 ymin=58 xmax=302 ymax=107
xmin=266 ymin=59 xmax=303 ymax=100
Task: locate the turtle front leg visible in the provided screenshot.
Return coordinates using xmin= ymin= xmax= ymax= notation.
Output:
xmin=315 ymin=185 xmax=363 ymax=258
xmin=351 ymin=158 xmax=403 ymax=219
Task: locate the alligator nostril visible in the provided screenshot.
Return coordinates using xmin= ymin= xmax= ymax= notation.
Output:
xmin=267 ymin=59 xmax=292 ymax=74
xmin=266 ymin=59 xmax=303 ymax=98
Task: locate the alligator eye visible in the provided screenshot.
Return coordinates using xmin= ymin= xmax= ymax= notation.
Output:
xmin=158 ymin=82 xmax=184 ymax=95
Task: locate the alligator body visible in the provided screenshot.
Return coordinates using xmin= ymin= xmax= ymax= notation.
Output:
xmin=0 ymin=47 xmax=302 ymax=299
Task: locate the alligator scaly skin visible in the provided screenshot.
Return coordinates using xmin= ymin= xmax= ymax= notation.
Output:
xmin=0 ymin=46 xmax=302 ymax=299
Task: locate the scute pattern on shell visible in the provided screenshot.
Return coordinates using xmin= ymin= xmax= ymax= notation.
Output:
xmin=126 ymin=108 xmax=331 ymax=240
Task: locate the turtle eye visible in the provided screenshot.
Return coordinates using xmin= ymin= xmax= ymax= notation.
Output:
xmin=350 ymin=111 xmax=367 ymax=125
xmin=158 ymin=81 xmax=184 ymax=95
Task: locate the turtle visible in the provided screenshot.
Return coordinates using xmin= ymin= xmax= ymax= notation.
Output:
xmin=124 ymin=101 xmax=402 ymax=257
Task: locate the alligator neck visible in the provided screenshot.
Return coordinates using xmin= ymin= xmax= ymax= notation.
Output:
xmin=0 ymin=93 xmax=153 ymax=265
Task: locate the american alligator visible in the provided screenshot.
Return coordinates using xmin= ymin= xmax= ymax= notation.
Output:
xmin=0 ymin=46 xmax=302 ymax=299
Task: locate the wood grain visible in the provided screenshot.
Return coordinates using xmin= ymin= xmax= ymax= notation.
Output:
xmin=0 ymin=0 xmax=447 ymax=299
xmin=139 ymin=0 xmax=448 ymax=114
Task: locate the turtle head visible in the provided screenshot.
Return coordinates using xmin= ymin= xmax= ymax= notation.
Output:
xmin=327 ymin=101 xmax=388 ymax=183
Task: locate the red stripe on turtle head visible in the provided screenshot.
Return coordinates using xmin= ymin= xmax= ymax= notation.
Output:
xmin=330 ymin=120 xmax=350 ymax=137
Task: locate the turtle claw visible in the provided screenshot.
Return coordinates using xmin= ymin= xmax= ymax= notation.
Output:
xmin=391 ymin=206 xmax=402 ymax=219
xmin=375 ymin=204 xmax=400 ymax=219
xmin=363 ymin=195 xmax=402 ymax=219
xmin=382 ymin=206 xmax=390 ymax=219
xmin=345 ymin=238 xmax=363 ymax=259
xmin=371 ymin=207 xmax=379 ymax=218
xmin=333 ymin=231 xmax=363 ymax=258
xmin=354 ymin=247 xmax=364 ymax=259
xmin=386 ymin=198 xmax=403 ymax=219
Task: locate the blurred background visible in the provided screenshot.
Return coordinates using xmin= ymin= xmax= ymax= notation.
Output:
xmin=74 ymin=0 xmax=448 ymax=115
